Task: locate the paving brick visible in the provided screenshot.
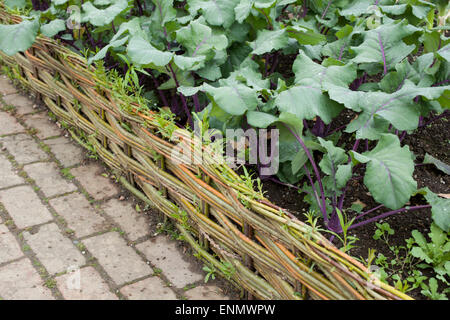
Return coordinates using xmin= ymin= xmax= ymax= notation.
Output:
xmin=82 ymin=232 xmax=151 ymax=285
xmin=136 ymin=236 xmax=203 ymax=288
xmin=0 ymin=186 xmax=53 ymax=229
xmin=0 ymin=76 xmax=17 ymax=96
xmin=102 ymin=199 xmax=149 ymax=241
xmin=0 ymin=133 xmax=48 ymax=164
xmin=185 ymin=285 xmax=229 ymax=300
xmin=24 ymin=162 xmax=77 ymax=197
xmin=0 ymin=153 xmax=24 ymax=189
xmin=23 ymin=112 xmax=61 ymax=139
xmin=3 ymin=93 xmax=35 ymax=115
xmin=120 ymin=277 xmax=177 ymax=300
xmin=45 ymin=136 xmax=84 ymax=167
xmin=50 ymin=193 xmax=110 ymax=238
xmin=56 ymin=266 xmax=117 ymax=300
xmin=0 ymin=258 xmax=54 ymax=299
xmin=23 ymin=223 xmax=85 ymax=275
xmin=0 ymin=224 xmax=23 ymax=264
xmin=71 ymin=164 xmax=119 ymax=200
xmin=0 ymin=111 xmax=24 ymax=135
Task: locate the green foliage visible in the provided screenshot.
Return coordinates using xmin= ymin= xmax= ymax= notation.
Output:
xmin=420 ymin=278 xmax=449 ymax=300
xmin=373 ymin=222 xmax=395 ymax=242
xmin=372 ymin=224 xmax=427 ymax=295
xmin=410 ymin=223 xmax=450 ymax=284
xmin=202 ymin=264 xmax=216 ymax=283
xmin=0 ymin=17 xmax=39 ymax=55
xmin=351 ymin=134 xmax=416 ymax=210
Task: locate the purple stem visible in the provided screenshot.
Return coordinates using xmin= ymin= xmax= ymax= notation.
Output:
xmin=269 ymin=52 xmax=279 ymax=75
xmin=300 ymin=0 xmax=308 ymax=18
xmin=325 ymin=124 xmax=347 ymax=136
xmin=354 ymin=204 xmax=384 ymax=221
xmin=263 ymin=53 xmax=269 ymax=78
xmin=148 ymin=70 xmax=169 ymax=107
xmin=303 ymin=119 xmax=309 ymax=131
xmin=337 ymin=156 xmax=361 ymax=210
xmin=378 ymin=32 xmax=388 ymax=75
xmin=283 ymin=124 xmax=328 ymax=223
xmin=192 ymin=94 xmax=201 ymax=113
xmin=311 ymin=117 xmax=326 ymax=137
xmin=135 ymin=0 xmax=144 ymax=16
xmin=419 ymin=110 xmax=450 ymax=128
xmin=337 ymin=42 xmax=346 ymax=61
xmin=303 ymin=165 xmax=324 ymax=218
xmin=346 ymin=205 xmax=431 ymax=231
xmin=168 ymin=63 xmax=193 ymax=127
xmin=337 ymin=184 xmax=349 ymax=210
xmin=399 ymin=131 xmax=407 ymax=142
xmin=432 ymin=79 xmax=450 ymax=87
xmin=267 ymin=177 xmax=301 ymax=190
xmin=84 ymin=25 xmax=96 ymax=48
xmin=321 ymin=0 xmax=333 ymax=19
xmin=352 ymin=139 xmax=360 ymax=152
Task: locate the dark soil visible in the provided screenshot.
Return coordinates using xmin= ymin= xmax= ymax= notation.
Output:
xmin=261 ymin=113 xmax=450 ymax=300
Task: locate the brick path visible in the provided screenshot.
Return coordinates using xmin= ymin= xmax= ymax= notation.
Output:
xmin=0 ymin=74 xmax=233 ymax=300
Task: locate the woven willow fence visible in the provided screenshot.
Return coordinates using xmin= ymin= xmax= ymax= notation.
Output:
xmin=0 ymin=9 xmax=412 ymax=300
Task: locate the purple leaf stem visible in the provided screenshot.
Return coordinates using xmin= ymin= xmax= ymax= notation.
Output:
xmin=168 ymin=63 xmax=193 ymax=127
xmin=267 ymin=177 xmax=301 ymax=190
xmin=354 ymin=204 xmax=384 ymax=221
xmin=148 ymin=70 xmax=169 ymax=107
xmin=192 ymin=93 xmax=201 ymax=113
xmin=321 ymin=0 xmax=333 ymax=19
xmin=399 ymin=131 xmax=407 ymax=142
xmin=283 ymin=124 xmax=328 ymax=223
xmin=346 ymin=205 xmax=431 ymax=231
xmin=378 ymin=32 xmax=388 ymax=75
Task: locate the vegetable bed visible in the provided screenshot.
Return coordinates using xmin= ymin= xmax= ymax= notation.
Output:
xmin=0 ymin=0 xmax=449 ymax=300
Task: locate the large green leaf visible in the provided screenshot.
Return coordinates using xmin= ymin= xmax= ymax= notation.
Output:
xmin=380 ymin=1 xmax=434 ymax=20
xmin=246 ymin=111 xmax=277 ymax=128
xmin=173 ymin=55 xmax=206 ymax=71
xmin=229 ymin=58 xmax=269 ymax=90
xmin=328 ymin=81 xmax=450 ymax=139
xmin=378 ymin=53 xmax=436 ymax=92
xmin=81 ymin=0 xmax=129 ymax=27
xmin=4 ymin=0 xmax=27 ymax=9
xmin=421 ymin=188 xmax=450 ymax=232
xmin=176 ymin=18 xmax=228 ymax=58
xmin=152 ymin=0 xmax=177 ymax=26
xmin=423 ymin=153 xmax=450 ymax=175
xmin=437 ymin=44 xmax=450 ymax=62
xmin=318 ymin=137 xmax=352 ymax=191
xmin=88 ymin=36 xmax=129 ymax=64
xmin=285 ymin=24 xmax=326 ymax=46
xmin=0 ymin=19 xmax=40 ymax=56
xmin=352 ymin=134 xmax=416 ymax=210
xmin=202 ymin=81 xmax=258 ymax=115
xmin=351 ymin=19 xmax=420 ymax=73
xmin=275 ymin=85 xmax=343 ymax=124
xmin=187 ymin=0 xmax=240 ymax=28
xmin=339 ymin=0 xmax=381 ymax=17
xmin=293 ymin=51 xmax=357 ymax=89
xmin=249 ymin=29 xmax=289 ymax=55
xmin=127 ymin=36 xmax=174 ymax=67
xmin=40 ymin=19 xmax=66 ymax=38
